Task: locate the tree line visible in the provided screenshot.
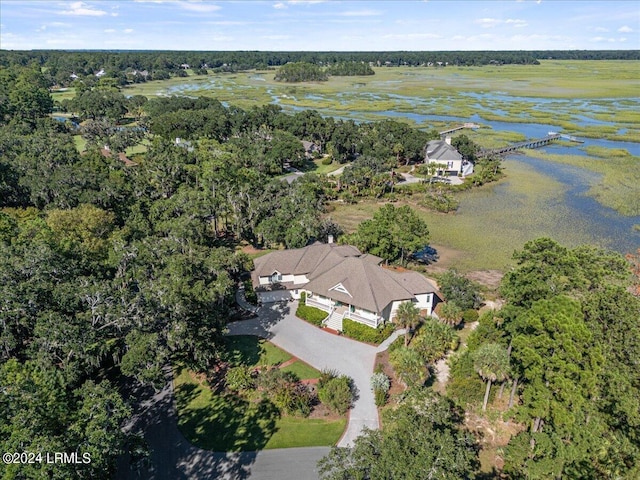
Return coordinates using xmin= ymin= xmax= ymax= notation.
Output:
xmin=3 ymin=49 xmax=637 ymax=87
xmin=274 ymin=61 xmax=374 ymax=82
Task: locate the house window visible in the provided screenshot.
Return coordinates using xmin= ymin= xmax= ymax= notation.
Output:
xmin=270 ymin=272 xmax=282 ymax=283
xmin=447 ymin=161 xmax=454 ymax=169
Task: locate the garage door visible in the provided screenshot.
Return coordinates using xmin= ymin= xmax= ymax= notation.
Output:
xmin=258 ymin=290 xmax=292 ymax=303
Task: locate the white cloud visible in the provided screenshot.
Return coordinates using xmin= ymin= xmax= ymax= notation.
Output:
xmin=104 ymin=28 xmax=116 ymax=33
xmin=594 ymin=27 xmax=609 ymax=33
xmin=475 ymin=18 xmax=501 ymax=28
xmin=505 ymin=19 xmax=528 ymax=28
xmin=124 ymin=28 xmax=134 ymax=33
xmin=59 ymin=1 xmax=107 ymax=16
xmin=273 ymin=2 xmax=287 ymax=9
xmin=591 ymin=36 xmax=617 ymax=43
xmin=178 ymin=1 xmax=222 ymax=13
xmin=341 ymin=10 xmax=382 ymax=17
xmin=618 ymin=25 xmax=633 ymax=33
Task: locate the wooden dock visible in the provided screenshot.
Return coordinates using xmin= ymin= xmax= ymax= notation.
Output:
xmin=479 ymin=134 xmax=561 ymax=157
xmin=439 ymin=122 xmax=480 ymax=137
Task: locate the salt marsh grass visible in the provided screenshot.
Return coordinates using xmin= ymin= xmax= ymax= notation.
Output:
xmin=522 ymin=149 xmax=640 ymax=216
xmin=328 ymin=161 xmax=602 ymax=273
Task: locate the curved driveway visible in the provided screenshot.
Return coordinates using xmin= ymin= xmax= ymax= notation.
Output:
xmin=228 ymin=301 xmax=402 ymax=446
xmin=116 ymin=301 xmax=402 ymax=479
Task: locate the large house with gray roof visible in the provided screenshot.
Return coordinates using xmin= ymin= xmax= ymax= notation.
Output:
xmin=251 ymin=241 xmax=441 ymax=331
xmin=425 ymin=138 xmax=473 ymax=177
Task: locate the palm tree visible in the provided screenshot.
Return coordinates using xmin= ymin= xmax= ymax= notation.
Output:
xmin=394 ymin=301 xmax=421 ymax=346
xmin=473 ymin=343 xmax=510 ymax=411
xmin=437 ymin=302 xmax=463 ymax=327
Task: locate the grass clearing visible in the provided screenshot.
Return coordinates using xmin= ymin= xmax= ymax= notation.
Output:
xmin=305 ymin=157 xmax=343 ymax=175
xmin=174 ymin=335 xmax=345 ymax=451
xmin=224 ymin=335 xmax=292 ymax=367
xmin=73 ymin=135 xmax=87 ymax=153
xmin=264 ymin=416 xmax=346 ymax=449
xmin=174 ymin=367 xmax=346 ymax=451
xmin=174 ymin=367 xmax=279 ymax=451
xmin=280 ymin=360 xmax=321 ymax=380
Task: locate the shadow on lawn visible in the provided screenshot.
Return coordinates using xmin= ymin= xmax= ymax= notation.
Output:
xmin=114 ymin=368 xmax=272 ymax=480
xmin=224 ymin=335 xmax=263 ymax=366
xmin=175 ymin=383 xmax=281 ymax=453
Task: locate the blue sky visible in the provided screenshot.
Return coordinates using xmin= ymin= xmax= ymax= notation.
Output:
xmin=1 ymin=1 xmax=638 ymax=51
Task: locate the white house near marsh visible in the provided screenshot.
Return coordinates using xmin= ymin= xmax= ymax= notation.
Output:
xmin=251 ymin=241 xmax=442 ymax=331
xmin=425 ymin=137 xmax=473 ymax=177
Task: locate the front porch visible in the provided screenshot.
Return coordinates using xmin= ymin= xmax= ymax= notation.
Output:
xmin=305 ymin=295 xmax=382 ymax=331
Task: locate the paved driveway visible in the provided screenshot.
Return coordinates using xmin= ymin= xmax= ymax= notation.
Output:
xmin=227 ymin=301 xmax=385 ymax=446
xmin=116 ymin=301 xmax=402 ymax=479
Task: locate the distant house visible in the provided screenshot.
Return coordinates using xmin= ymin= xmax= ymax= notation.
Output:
xmin=175 ymin=137 xmax=194 ymax=152
xmin=251 ymin=241 xmax=441 ymax=331
xmin=301 ymin=140 xmax=321 ymax=157
xmin=95 ymin=69 xmax=106 ymax=77
xmin=425 ymin=137 xmax=472 ymax=177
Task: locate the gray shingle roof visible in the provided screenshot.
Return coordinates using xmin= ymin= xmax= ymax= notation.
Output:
xmin=252 ymin=242 xmax=362 ymax=278
xmin=252 ymin=243 xmax=441 ymax=313
xmin=304 ymin=258 xmax=440 ymax=314
xmin=425 ymin=140 xmax=463 ymax=162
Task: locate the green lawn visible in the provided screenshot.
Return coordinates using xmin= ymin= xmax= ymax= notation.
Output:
xmin=174 ymin=365 xmax=345 ymax=451
xmin=280 ymin=360 xmax=320 ymax=380
xmin=224 ymin=335 xmax=292 ymax=367
xmin=305 ymin=158 xmax=344 ymax=175
xmin=73 ymin=134 xmax=87 ymax=153
xmin=263 ymin=416 xmax=346 ymax=449
xmin=174 ymin=367 xmax=281 ymax=452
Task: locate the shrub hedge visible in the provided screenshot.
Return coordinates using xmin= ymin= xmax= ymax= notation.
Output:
xmin=342 ymin=319 xmax=395 ymax=345
xmin=296 ymin=303 xmax=327 ymax=327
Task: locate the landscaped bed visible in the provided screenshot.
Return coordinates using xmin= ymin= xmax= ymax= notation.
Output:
xmin=174 ymin=335 xmax=347 ymax=451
